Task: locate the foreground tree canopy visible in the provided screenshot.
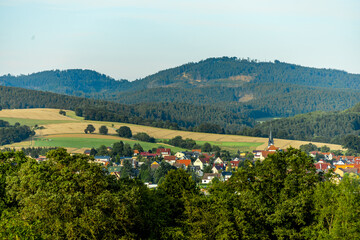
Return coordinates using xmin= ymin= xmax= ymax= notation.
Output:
xmin=0 ymin=148 xmax=359 ymax=239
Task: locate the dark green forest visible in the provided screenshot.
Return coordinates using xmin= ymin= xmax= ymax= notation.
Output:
xmin=0 ymin=120 xmax=34 ymax=145
xmin=0 ymin=148 xmax=359 ymax=239
xmin=1 ymin=57 xmax=360 ymax=120
xmin=2 ymin=57 xmax=360 ymax=144
xmin=239 ymin=102 xmax=360 ymax=145
xmin=2 ymin=84 xmax=360 ymax=144
xmin=0 ymin=85 xmax=252 ymax=132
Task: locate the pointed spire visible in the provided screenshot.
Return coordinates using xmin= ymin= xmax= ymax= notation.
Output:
xmin=268 ymin=129 xmax=274 ymax=147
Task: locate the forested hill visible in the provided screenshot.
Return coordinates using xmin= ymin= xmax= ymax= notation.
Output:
xmin=0 ymin=85 xmax=253 ymax=131
xmin=0 ymin=69 xmax=131 ymax=97
xmin=131 ymin=57 xmax=360 ymax=90
xmin=239 ymin=101 xmax=360 ymax=145
xmin=1 ymin=57 xmax=360 ymax=119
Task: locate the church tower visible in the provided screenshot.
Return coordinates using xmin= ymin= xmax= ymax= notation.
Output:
xmin=268 ymin=130 xmax=274 ymax=148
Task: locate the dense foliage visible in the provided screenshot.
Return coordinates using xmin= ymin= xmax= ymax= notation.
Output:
xmin=0 ymin=120 xmax=34 ymax=145
xmin=117 ymin=126 xmax=132 ymax=138
xmin=0 ymin=86 xmax=252 ymax=131
xmin=239 ymin=106 xmax=360 ymax=144
xmin=133 ymin=132 xmax=155 ymax=143
xmin=2 ymin=57 xmax=360 ymax=121
xmin=0 ymin=69 xmax=131 ymax=96
xmin=0 ymin=148 xmax=359 ymax=239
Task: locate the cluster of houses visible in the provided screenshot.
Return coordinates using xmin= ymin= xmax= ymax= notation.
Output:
xmin=311 ymin=152 xmax=360 ymax=178
xmin=33 ymin=132 xmax=357 ymax=185
xmin=81 ymin=147 xmax=247 ymax=184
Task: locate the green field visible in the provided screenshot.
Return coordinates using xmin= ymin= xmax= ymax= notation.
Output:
xmin=157 ymin=139 xmax=264 ymax=153
xmin=196 ymin=140 xmax=264 ymax=152
xmin=65 ymin=111 xmax=85 ymax=120
xmin=0 ymin=117 xmax=75 ymax=126
xmin=33 ymin=136 xmax=187 ymax=152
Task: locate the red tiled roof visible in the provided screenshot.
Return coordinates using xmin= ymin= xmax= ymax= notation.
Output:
xmin=176 ymin=159 xmax=191 ymax=167
xmin=156 ymin=148 xmax=171 ymax=154
xmin=314 ymin=161 xmax=332 ymax=171
xmin=261 ymin=151 xmax=275 ymax=158
xmin=268 ymin=145 xmax=279 ymax=151
xmin=192 ymin=149 xmax=202 ymax=152
xmin=230 ymin=160 xmax=240 ymax=166
xmin=203 ymin=153 xmax=215 ymax=158
xmin=140 ymin=152 xmax=157 ymax=157
xmin=164 ymin=156 xmax=176 ymax=161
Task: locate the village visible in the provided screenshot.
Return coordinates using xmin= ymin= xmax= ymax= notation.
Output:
xmin=33 ymin=133 xmax=358 ymax=187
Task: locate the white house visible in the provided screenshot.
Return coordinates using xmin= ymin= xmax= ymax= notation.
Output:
xmin=202 ymin=173 xmax=221 ymax=184
xmin=175 ymin=152 xmax=186 ymax=159
xmin=193 ymin=158 xmax=204 ymax=170
xmin=94 ymin=156 xmax=110 ymax=165
xmin=214 ymin=157 xmax=223 ymax=164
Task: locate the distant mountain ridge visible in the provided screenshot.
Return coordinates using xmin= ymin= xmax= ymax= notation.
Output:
xmin=0 ymin=69 xmax=131 ymax=97
xmin=1 ymin=57 xmax=360 ymax=119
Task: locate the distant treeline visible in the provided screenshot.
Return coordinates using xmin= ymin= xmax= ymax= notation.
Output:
xmin=0 ymin=85 xmax=252 ymax=132
xmin=239 ymin=106 xmax=360 ymax=145
xmin=0 ymin=120 xmax=34 ymax=146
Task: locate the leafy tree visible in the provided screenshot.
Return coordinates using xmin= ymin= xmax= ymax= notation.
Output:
xmin=120 ymin=160 xmax=133 ymax=178
xmin=157 ymin=169 xmax=198 ymax=238
xmin=139 ymin=162 xmax=153 ymax=182
xmin=117 ymin=126 xmax=132 ymax=138
xmin=75 ymin=107 xmax=82 ymax=117
xmin=112 ymin=141 xmax=124 ymax=157
xmin=300 ymin=143 xmax=318 ymax=153
xmin=2 ymin=148 xmax=152 ymax=239
xmin=123 ymin=143 xmax=133 ymax=156
xmin=59 ymin=110 xmax=66 ymax=116
xmin=153 ymin=162 xmax=176 ymax=183
xmin=133 ymin=132 xmax=155 ymax=143
xmin=320 ymin=145 xmax=330 ymax=152
xmin=226 ymin=148 xmax=321 ymax=239
xmin=84 ymin=124 xmax=95 ymax=134
xmin=99 ymin=125 xmax=108 ymax=135
xmin=342 ymin=135 xmax=360 ymax=152
xmin=96 ymin=145 xmax=108 ymax=156
xmin=133 ymin=143 xmax=144 ymax=152
xmin=201 ymin=142 xmax=212 ymax=152
xmin=245 ymin=152 xmax=254 ymax=160
xmin=90 ymin=147 xmax=97 ymax=156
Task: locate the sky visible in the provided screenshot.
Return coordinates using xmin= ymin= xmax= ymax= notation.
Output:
xmin=0 ymin=0 xmax=359 ymax=80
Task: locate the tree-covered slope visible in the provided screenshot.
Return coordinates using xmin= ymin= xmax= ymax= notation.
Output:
xmin=239 ymin=102 xmax=360 ymax=144
xmin=132 ymin=57 xmax=360 ymax=90
xmin=0 ymin=69 xmax=131 ymax=97
xmin=1 ymin=57 xmax=360 ymax=119
xmin=0 ymin=85 xmax=253 ymax=131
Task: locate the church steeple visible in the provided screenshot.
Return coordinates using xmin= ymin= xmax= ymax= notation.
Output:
xmin=268 ymin=130 xmax=274 ymax=147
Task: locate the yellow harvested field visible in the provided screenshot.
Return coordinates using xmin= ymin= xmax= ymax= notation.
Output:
xmin=39 ymin=121 xmax=343 ymax=151
xmin=0 ymin=108 xmax=344 ymax=151
xmin=38 ymin=123 xmax=118 ymax=135
xmin=0 ymin=108 xmax=77 ymax=121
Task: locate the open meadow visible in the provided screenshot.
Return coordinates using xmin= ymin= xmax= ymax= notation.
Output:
xmin=0 ymin=108 xmax=344 ymax=153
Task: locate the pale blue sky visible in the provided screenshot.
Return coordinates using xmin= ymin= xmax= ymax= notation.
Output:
xmin=0 ymin=0 xmax=359 ymax=80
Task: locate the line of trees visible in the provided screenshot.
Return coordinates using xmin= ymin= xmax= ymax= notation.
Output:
xmin=0 ymin=121 xmax=35 ymax=146
xmin=0 ymin=148 xmax=359 ymax=239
